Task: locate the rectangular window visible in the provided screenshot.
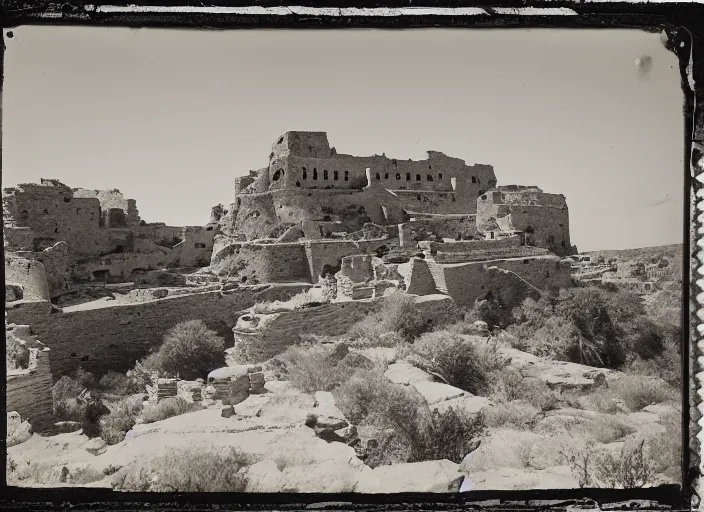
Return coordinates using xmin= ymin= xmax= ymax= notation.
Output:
xmin=344 ymin=171 xmax=349 ymax=181
xmin=406 ymin=173 xmax=411 ymax=181
xmin=334 ymin=171 xmax=339 ymax=180
xmin=324 ymin=170 xmax=328 ymax=180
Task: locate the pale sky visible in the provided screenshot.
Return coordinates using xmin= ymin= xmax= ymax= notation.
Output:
xmin=3 ymin=26 xmax=685 ymax=252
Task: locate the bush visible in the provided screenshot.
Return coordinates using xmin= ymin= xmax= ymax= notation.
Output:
xmin=484 ymin=400 xmax=539 ymax=429
xmin=141 ymin=397 xmax=201 ymax=424
xmin=251 ymin=289 xmax=325 ymax=314
xmin=508 ymin=288 xmax=647 ymax=368
xmin=52 ymin=375 xmax=87 ymax=421
xmin=610 ymin=375 xmax=678 ymax=411
xmin=348 ymin=294 xmax=429 ymax=344
xmin=333 ymin=369 xmax=396 ymax=424
xmin=592 ymin=440 xmax=655 ymax=488
xmin=334 ymin=368 xmax=484 ymax=466
xmin=585 ymin=416 xmax=636 ymax=444
xmin=624 ymin=341 xmax=681 ymax=388
xmin=98 ymin=371 xmax=133 ymax=396
xmin=277 ymin=344 xmax=345 ymax=393
xmin=491 ymin=369 xmax=560 ymax=413
xmin=112 ymin=445 xmax=251 ymax=491
xmin=407 ymin=331 xmax=508 ymax=395
xmin=76 ymin=367 xmax=97 ymax=389
xmin=647 ymin=408 xmax=681 ymax=478
xmin=6 ymin=335 xmax=30 ymax=370
xmin=100 ymin=396 xmax=144 ymax=445
xmin=140 ymin=320 xmax=225 ymax=380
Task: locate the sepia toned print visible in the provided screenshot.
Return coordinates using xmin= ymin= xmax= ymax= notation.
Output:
xmin=5 ymin=26 xmax=684 ymax=494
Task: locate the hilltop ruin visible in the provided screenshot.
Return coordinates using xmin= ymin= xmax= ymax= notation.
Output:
xmin=4 ymin=131 xmax=580 ymax=427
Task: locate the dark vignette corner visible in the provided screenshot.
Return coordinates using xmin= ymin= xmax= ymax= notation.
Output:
xmin=0 ymin=1 xmax=701 ymax=511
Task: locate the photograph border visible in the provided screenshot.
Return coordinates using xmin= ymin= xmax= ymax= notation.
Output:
xmin=1 ymin=1 xmax=699 ymax=510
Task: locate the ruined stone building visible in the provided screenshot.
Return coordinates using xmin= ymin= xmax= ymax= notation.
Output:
xmin=3 ymin=179 xmax=217 ymax=298
xmin=209 ymin=131 xmax=577 ymax=299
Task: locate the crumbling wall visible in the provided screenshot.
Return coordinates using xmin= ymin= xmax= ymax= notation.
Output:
xmin=7 ymin=325 xmax=54 ymax=433
xmin=72 ymin=187 xmax=141 ymax=227
xmin=5 ymin=255 xmax=51 ymax=301
xmin=209 ymin=242 xmax=311 ymax=283
xmin=6 ymin=285 xmax=310 ymax=379
xmin=439 ymin=256 xmax=569 ymax=307
xmin=476 ymin=189 xmax=573 ymax=256
xmin=399 ymin=258 xmax=439 ymax=296
xmin=398 ymin=216 xmax=478 ymax=246
xmin=239 ymin=294 xmax=456 ymax=362
xmin=168 ymin=226 xmax=217 ymax=268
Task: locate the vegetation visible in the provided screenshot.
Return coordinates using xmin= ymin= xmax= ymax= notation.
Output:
xmin=141 ymin=397 xmax=201 ymax=424
xmin=404 ymin=330 xmax=509 ymax=395
xmin=100 ymin=396 xmax=143 ymax=445
xmin=347 ymin=293 xmax=430 ymax=344
xmin=112 ymin=446 xmax=251 ymax=491
xmin=251 ymin=288 xmax=326 ymax=314
xmin=609 ymin=375 xmax=678 ymax=412
xmin=333 ymin=368 xmax=484 ymax=466
xmin=6 ymin=335 xmax=30 ymax=370
xmin=140 ymin=320 xmax=225 ymax=380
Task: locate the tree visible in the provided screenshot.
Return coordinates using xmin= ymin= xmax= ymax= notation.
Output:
xmin=142 ymin=320 xmax=225 ymax=380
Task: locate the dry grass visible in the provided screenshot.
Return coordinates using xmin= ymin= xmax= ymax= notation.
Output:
xmin=112 ymin=445 xmax=252 ymax=492
xmin=646 ymin=408 xmax=682 ymax=479
xmin=583 ymin=415 xmax=636 ymax=444
xmin=277 ymin=344 xmax=344 ymax=392
xmin=251 ymin=289 xmax=324 ymax=314
xmin=610 ymin=375 xmax=678 ymax=411
xmin=141 ymin=397 xmax=202 ymax=424
xmin=483 ymin=400 xmax=539 ymax=430
xmin=100 ymin=396 xmax=144 ymax=445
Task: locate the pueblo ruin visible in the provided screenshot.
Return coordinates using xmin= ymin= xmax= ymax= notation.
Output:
xmin=5 ymin=130 xmax=579 ymax=428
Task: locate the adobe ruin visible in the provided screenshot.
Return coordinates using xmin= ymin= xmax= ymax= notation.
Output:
xmin=4 ymin=130 xmax=578 ymax=387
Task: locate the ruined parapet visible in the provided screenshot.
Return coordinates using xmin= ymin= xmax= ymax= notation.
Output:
xmin=5 ymin=255 xmax=51 ymax=302
xmin=6 ymin=323 xmax=54 ymax=433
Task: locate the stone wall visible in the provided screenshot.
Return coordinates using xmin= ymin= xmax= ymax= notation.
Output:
xmin=398 ymin=216 xmax=478 ymax=246
xmin=7 ymin=325 xmax=54 ymax=433
xmin=72 ymin=188 xmax=141 ymax=228
xmin=6 ymin=285 xmax=309 ymax=379
xmin=209 ymin=238 xmax=391 ymax=285
xmin=237 ymin=294 xmax=457 ymax=362
xmin=5 ymin=255 xmax=51 ymax=301
xmin=476 ymin=188 xmax=573 ymax=256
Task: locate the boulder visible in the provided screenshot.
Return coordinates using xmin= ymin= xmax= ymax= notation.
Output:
xmin=7 ymin=411 xmax=32 ymax=447
xmin=355 ymin=459 xmax=462 ymax=493
xmin=54 ymin=421 xmax=82 ymax=434
xmin=84 ymin=437 xmax=107 ymax=456
xmin=221 ymin=405 xmax=235 ymax=418
xmin=384 ymin=362 xmax=434 ymax=386
xmin=433 ymin=395 xmax=489 ymax=416
xmin=412 ymin=381 xmax=466 ymax=405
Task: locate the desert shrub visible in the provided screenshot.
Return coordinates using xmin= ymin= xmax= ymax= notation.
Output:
xmin=627 ymin=317 xmax=665 ymax=360
xmin=647 ymin=408 xmax=681 ymax=478
xmin=508 ymin=288 xmax=644 ymax=368
xmin=584 ymin=416 xmax=636 ymax=444
xmin=473 ymin=295 xmax=513 ymax=330
xmin=334 ymin=368 xmax=484 ymax=466
xmin=347 ymin=293 xmax=428 ymax=344
xmin=491 ymin=369 xmax=560 ymax=413
xmin=624 ymin=341 xmax=681 ymax=388
xmin=277 ymin=344 xmax=346 ymax=392
xmin=112 ymin=445 xmax=251 ymax=492
xmin=54 ymin=398 xmax=86 ymax=422
xmin=333 ymin=369 xmax=396 ymax=424
xmin=408 ymin=331 xmax=508 ymax=395
xmin=6 ymin=335 xmax=30 ymax=370
xmin=76 ymin=367 xmax=97 ymax=389
xmin=98 ymin=371 xmax=133 ymax=396
xmin=52 ymin=375 xmax=88 ymax=421
xmin=100 ymin=396 xmax=143 ymax=445
xmin=141 ymin=397 xmax=201 ymax=424
xmin=251 ymin=289 xmax=325 ymax=314
xmin=611 ymin=375 xmax=678 ymax=411
xmin=140 ymin=320 xmax=225 ymax=380
xmin=592 ymin=440 xmax=655 ymax=488
xmin=53 ymin=375 xmax=85 ymax=403
xmin=483 ymin=400 xmax=539 ymax=429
